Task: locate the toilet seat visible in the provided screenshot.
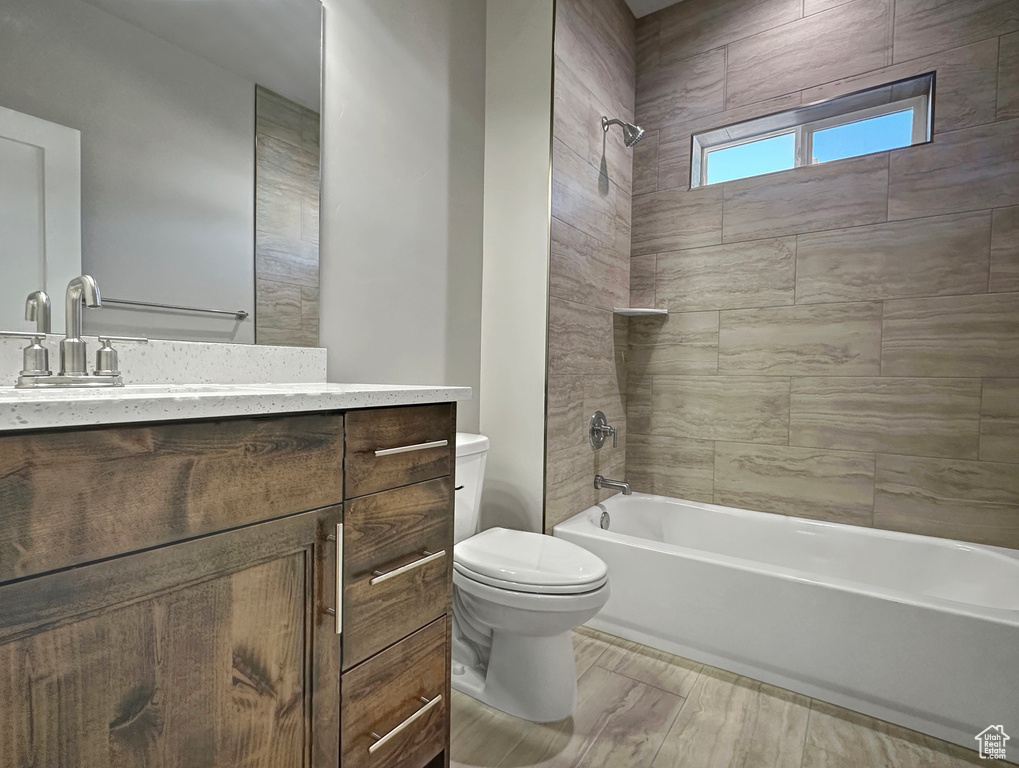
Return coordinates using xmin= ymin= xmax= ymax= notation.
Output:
xmin=453 ymin=527 xmax=608 ymax=595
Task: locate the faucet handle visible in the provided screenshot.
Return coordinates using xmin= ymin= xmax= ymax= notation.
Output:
xmin=589 ymin=410 xmax=619 ymax=449
xmin=0 ymin=331 xmax=52 ymax=378
xmin=95 ymin=335 xmax=148 ymax=377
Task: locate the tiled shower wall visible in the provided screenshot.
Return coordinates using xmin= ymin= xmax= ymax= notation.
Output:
xmin=627 ymin=0 xmax=1019 ymax=548
xmin=544 ymin=0 xmax=637 ymax=533
xmin=255 ymin=86 xmax=321 ymax=348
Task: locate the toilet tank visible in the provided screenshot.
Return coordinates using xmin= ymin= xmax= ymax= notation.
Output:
xmin=454 ymin=433 xmax=489 ymax=544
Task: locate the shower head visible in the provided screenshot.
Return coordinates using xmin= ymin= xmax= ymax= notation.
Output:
xmin=601 ymin=116 xmax=645 ymax=147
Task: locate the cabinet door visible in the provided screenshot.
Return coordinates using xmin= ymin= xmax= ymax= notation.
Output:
xmin=0 ymin=506 xmax=341 ymax=768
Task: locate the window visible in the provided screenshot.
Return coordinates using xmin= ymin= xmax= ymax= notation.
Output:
xmin=691 ymin=73 xmax=933 ymax=188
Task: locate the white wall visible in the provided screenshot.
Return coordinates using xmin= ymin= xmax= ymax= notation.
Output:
xmin=478 ymin=0 xmax=554 ymax=533
xmin=319 ymin=0 xmax=487 ymax=432
xmin=0 ymin=0 xmax=256 ymax=343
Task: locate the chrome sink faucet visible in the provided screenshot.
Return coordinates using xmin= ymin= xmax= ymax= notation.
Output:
xmin=2 ymin=276 xmax=147 ymax=388
xmin=594 ymin=475 xmax=631 ymax=496
xmin=60 ymin=275 xmax=102 ymax=376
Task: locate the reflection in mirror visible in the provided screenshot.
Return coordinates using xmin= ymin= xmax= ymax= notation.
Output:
xmin=0 ymin=0 xmax=322 ymax=346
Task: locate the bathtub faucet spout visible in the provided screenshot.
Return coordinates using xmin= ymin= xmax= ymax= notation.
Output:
xmin=594 ymin=475 xmax=631 ymax=496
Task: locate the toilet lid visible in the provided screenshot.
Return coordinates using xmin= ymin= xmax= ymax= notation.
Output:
xmin=453 ymin=528 xmax=608 ymax=592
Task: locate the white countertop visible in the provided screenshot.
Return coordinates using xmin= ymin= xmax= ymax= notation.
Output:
xmin=0 ymin=382 xmax=472 ymax=432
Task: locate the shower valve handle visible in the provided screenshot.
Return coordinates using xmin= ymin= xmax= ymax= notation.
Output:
xmin=590 ymin=411 xmax=618 ymax=449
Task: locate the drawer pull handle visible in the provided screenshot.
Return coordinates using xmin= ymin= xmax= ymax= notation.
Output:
xmin=325 ymin=523 xmax=343 ymax=634
xmin=370 ymin=549 xmax=446 ymax=585
xmin=374 ymin=439 xmax=448 ymax=457
xmin=368 ymin=695 xmax=443 ymax=754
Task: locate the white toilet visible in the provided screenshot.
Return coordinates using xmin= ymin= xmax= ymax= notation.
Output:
xmin=452 ymin=432 xmax=610 ymax=722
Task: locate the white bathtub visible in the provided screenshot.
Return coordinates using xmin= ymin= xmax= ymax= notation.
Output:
xmin=554 ymin=492 xmax=1019 ymax=750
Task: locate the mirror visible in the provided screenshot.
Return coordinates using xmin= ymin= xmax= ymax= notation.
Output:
xmin=0 ymin=0 xmax=323 ymax=345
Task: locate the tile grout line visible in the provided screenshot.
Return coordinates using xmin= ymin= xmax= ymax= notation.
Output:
xmin=797 ymin=698 xmax=816 ymax=768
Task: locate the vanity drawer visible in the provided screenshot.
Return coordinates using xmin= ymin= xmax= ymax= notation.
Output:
xmin=344 ymin=404 xmax=454 ymax=498
xmin=341 ymin=617 xmax=448 ymax=768
xmin=0 ymin=413 xmax=344 ymax=584
xmin=342 ymin=476 xmax=453 ymax=669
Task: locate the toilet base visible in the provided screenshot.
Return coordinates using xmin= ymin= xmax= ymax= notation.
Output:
xmin=452 ymin=628 xmax=578 ymax=722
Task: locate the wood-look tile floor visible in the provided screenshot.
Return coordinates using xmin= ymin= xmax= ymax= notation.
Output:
xmin=451 ymin=628 xmax=1009 ymax=768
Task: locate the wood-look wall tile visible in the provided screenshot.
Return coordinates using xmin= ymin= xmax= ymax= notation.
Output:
xmin=725 ymin=0 xmax=891 ymax=110
xmin=719 ymin=303 xmax=883 ymax=376
xmin=256 ymin=134 xmax=319 ymax=198
xmin=887 ymin=119 xmax=1019 ymax=220
xmin=714 ymin=443 xmax=875 ymax=525
xmin=256 ymin=326 xmax=317 ymax=348
xmin=722 ymin=154 xmax=889 ymax=242
xmin=652 ymin=376 xmax=790 ymax=444
xmin=632 ymin=186 xmax=723 ymax=255
xmin=990 ymin=206 xmax=1019 ymax=293
xmin=628 ymin=311 xmax=719 ymax=376
xmin=547 ymin=375 xmax=586 ymax=456
xmin=629 ymin=255 xmax=657 ymax=308
xmin=552 ymin=139 xmax=631 ymax=256
xmin=255 ymin=280 xmax=302 ymax=331
xmin=300 ymin=286 xmax=319 ymax=344
xmin=635 ymin=15 xmax=660 ymax=74
xmin=656 ymin=238 xmax=796 ymax=311
xmin=632 ymin=130 xmax=658 ymax=196
xmin=789 ymin=377 xmax=982 ymax=458
xmin=892 ymin=0 xmax=1018 ymax=63
xmin=627 ymin=372 xmax=653 ymax=435
xmin=627 ymin=433 xmax=717 ymax=502
xmin=881 ymin=293 xmax=1019 ymax=377
xmin=548 ymin=298 xmax=618 ymax=377
xmin=555 ymin=0 xmax=636 ymax=124
xmin=652 ymin=668 xmax=810 ymax=768
xmin=550 ymin=217 xmax=630 ymax=311
xmin=1000 ymin=32 xmax=1019 ymax=121
xmin=635 ymin=49 xmax=726 ymax=133
xmin=795 ymin=212 xmax=992 ymax=303
xmin=657 ymin=136 xmax=692 ymax=191
xmin=980 ymin=379 xmax=1019 ymax=464
xmin=657 ymin=0 xmax=802 ymax=66
xmin=555 ymin=55 xmax=634 ymax=191
xmin=256 ymin=232 xmax=320 ymax=288
xmin=256 ymin=86 xmax=320 ymax=153
xmin=302 ymin=193 xmax=319 ymax=245
xmin=800 ymin=38 xmax=1000 ymax=133
xmin=874 ymin=454 xmax=1019 ymax=548
xmin=658 ymin=93 xmax=803 ymax=148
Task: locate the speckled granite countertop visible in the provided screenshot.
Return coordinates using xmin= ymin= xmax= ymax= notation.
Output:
xmin=0 ymin=382 xmax=471 ymax=432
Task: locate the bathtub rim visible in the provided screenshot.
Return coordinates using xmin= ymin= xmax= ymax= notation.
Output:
xmin=554 ymin=491 xmax=1019 ymax=625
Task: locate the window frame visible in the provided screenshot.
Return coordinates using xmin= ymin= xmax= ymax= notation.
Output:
xmin=691 ymin=72 xmax=935 ymax=188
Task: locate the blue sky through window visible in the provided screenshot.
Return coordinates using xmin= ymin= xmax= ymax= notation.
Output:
xmin=812 ymin=109 xmax=914 ymax=163
xmin=706 ymin=132 xmax=795 ymax=185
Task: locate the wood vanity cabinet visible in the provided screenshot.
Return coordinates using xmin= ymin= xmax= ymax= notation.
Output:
xmin=0 ymin=401 xmax=457 ymax=768
xmin=340 ymin=403 xmax=455 ymax=768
